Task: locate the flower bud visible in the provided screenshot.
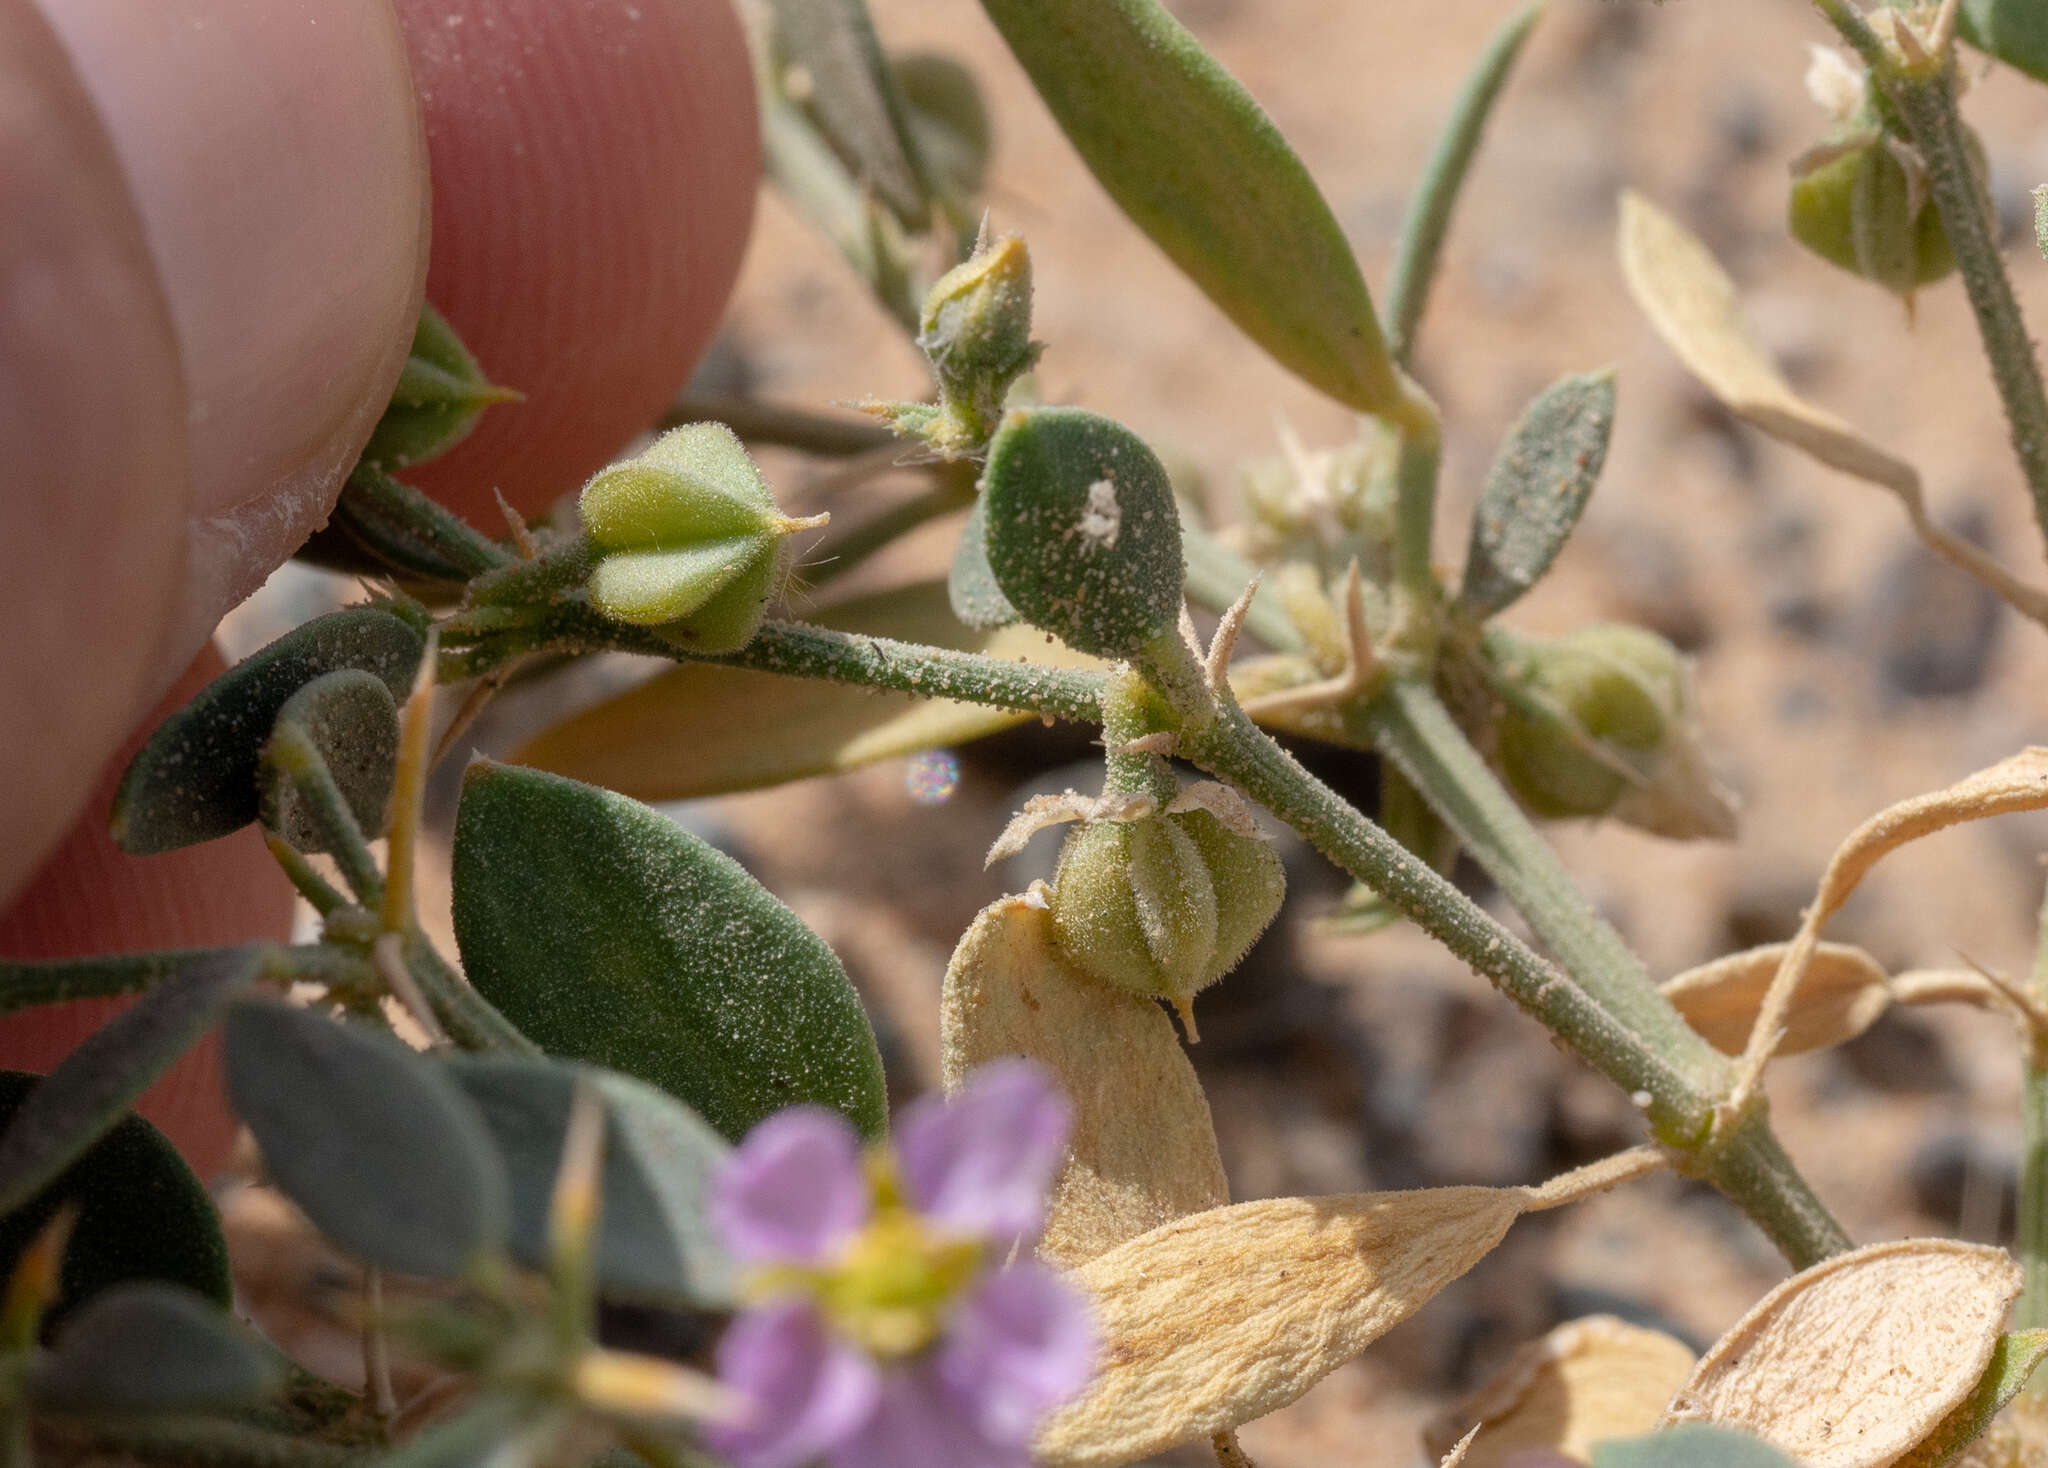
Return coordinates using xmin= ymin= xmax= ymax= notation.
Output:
xmin=1492 ymin=624 xmax=1736 ymax=839
xmin=579 ymin=423 xmax=823 ymax=652
xmin=360 ymin=303 xmax=519 ymax=471
xmin=1050 ymin=807 xmax=1285 ymax=1015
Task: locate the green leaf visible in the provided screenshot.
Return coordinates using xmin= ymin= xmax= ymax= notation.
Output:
xmin=112 ymin=606 xmax=427 ymax=854
xmin=1956 ymin=0 xmax=2048 ymax=83
xmin=1384 ymin=2 xmax=1543 ymax=363
xmin=0 ymin=949 xmax=261 ymax=1218
xmin=950 ymin=493 xmax=1021 ymax=628
xmin=981 ymin=407 xmax=1185 ymax=660
xmin=1455 ymin=369 xmax=1617 ymax=619
xmin=223 ymin=1002 xmax=509 ymax=1279
xmin=305 ymin=464 xmax=514 ymax=584
xmin=1894 ymin=1329 xmax=2048 ymax=1468
xmin=769 ymin=0 xmax=931 ymax=228
xmin=32 ymin=1282 xmax=283 ymax=1415
xmin=452 ymin=762 xmax=888 ymax=1141
xmin=360 ymin=303 xmax=518 ymax=472
xmin=446 ymin=1055 xmax=736 ymax=1307
xmin=1591 ymin=1424 xmax=1801 ymax=1468
xmin=514 ymin=580 xmax=1095 ymax=802
xmin=0 ymin=1072 xmax=229 ymax=1330
xmin=260 ymin=669 xmax=399 ymax=852
xmin=977 ymin=0 xmax=1399 ymax=414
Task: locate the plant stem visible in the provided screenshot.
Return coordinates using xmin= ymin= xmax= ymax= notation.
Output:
xmin=2017 ymin=877 xmax=2048 ymax=1354
xmin=1181 ymin=698 xmax=1850 ymax=1265
xmin=659 ymin=395 xmax=897 ymax=457
xmin=1383 ymin=0 xmax=1544 ymax=365
xmin=1815 ymin=0 xmax=2048 ymax=552
xmin=1391 ymin=387 xmax=1445 ymax=622
xmin=406 ymin=936 xmax=539 ymax=1056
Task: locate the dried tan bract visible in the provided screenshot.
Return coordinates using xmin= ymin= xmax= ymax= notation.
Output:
xmin=940 ymin=895 xmax=1230 ymax=1268
xmin=1035 ymin=1186 xmax=1530 ymax=1467
xmin=1617 ymin=190 xmax=2048 ymax=627
xmin=1424 ymin=1315 xmax=1698 ymax=1468
xmin=1664 ymin=943 xmax=1891 ymax=1057
xmin=1664 ymin=1238 xmax=2021 ymax=1468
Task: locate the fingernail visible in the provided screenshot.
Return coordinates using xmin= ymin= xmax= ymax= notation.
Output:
xmin=37 ymin=0 xmax=430 ymax=648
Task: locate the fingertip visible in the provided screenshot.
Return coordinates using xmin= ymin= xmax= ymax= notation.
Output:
xmin=395 ymin=0 xmax=760 ymax=524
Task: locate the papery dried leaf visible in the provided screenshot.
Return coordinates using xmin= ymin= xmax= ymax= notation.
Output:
xmin=1038 ymin=1186 xmax=1529 ymax=1465
xmin=1662 ymin=943 xmax=1891 ymax=1056
xmin=941 ymin=896 xmax=1228 ymax=1269
xmin=1618 ymin=192 xmax=2048 ymax=626
xmin=1425 ymin=1316 xmax=1698 ymax=1468
xmin=986 ymin=791 xmax=1158 ymax=866
xmin=1165 ymin=781 xmax=1268 ymax=841
xmin=1439 ymin=1424 xmax=1480 ymax=1468
xmin=1664 ymin=1238 xmax=2021 ymax=1468
xmin=1738 ymin=751 xmax=2048 ymax=1084
xmin=1894 ymin=1330 xmax=2048 ymax=1468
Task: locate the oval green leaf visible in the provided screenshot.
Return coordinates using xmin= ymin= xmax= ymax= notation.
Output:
xmin=452 ymin=762 xmax=887 ymax=1141
xmin=446 ymin=1055 xmax=736 ymax=1307
xmin=950 ymin=492 xmax=1021 ymax=628
xmin=981 ymin=407 xmax=1185 ymax=659
xmin=223 ymin=1002 xmax=509 ymax=1279
xmin=515 ymin=580 xmax=1095 ymax=803
xmin=260 ymin=669 xmax=400 ymax=852
xmin=0 ymin=1072 xmax=230 ymax=1330
xmin=113 ymin=606 xmax=427 ymax=854
xmin=978 ymin=0 xmax=1398 ymax=413
xmin=33 ymin=1282 xmax=283 ymax=1415
xmin=0 ymin=948 xmax=261 ymax=1218
xmin=1456 ymin=369 xmax=1616 ymax=619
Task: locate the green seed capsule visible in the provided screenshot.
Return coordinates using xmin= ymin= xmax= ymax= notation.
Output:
xmin=1494 ymin=624 xmax=1683 ymax=822
xmin=1049 ymin=807 xmax=1285 ymax=1024
xmin=579 ymin=423 xmax=822 ymax=652
xmin=360 ymin=303 xmax=519 ymax=471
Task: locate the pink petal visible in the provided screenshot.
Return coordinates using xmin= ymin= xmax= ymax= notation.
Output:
xmin=896 ymin=1059 xmax=1069 ymax=1244
xmin=833 ymin=1363 xmax=1027 ymax=1468
xmin=714 ymin=1107 xmax=869 ymax=1266
xmin=938 ymin=1262 xmax=1097 ymax=1444
xmin=709 ymin=1300 xmax=880 ymax=1468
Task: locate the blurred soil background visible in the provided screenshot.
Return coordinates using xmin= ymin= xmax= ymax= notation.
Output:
xmin=219 ymin=0 xmax=2048 ymax=1461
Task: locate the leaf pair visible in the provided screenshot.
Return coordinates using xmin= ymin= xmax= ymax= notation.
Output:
xmin=223 ymin=1001 xmax=735 ymax=1306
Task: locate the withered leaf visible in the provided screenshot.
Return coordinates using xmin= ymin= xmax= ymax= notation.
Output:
xmin=1663 ymin=943 xmax=1891 ymax=1057
xmin=1037 ymin=1187 xmax=1529 ymax=1465
xmin=941 ymin=894 xmax=1229 ymax=1269
xmin=1425 ymin=1315 xmax=1698 ymax=1468
xmin=1664 ymin=1238 xmax=2021 ymax=1468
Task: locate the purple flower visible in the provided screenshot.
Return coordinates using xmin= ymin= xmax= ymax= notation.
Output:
xmin=708 ymin=1060 xmax=1095 ymax=1468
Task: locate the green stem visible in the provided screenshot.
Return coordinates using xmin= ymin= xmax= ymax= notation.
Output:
xmin=263 ymin=729 xmax=385 ymax=911
xmin=659 ymin=395 xmax=897 ymax=458
xmin=1364 ymin=679 xmax=1717 ymax=1081
xmin=1816 ymin=0 xmax=2048 ymax=552
xmin=1182 ymin=699 xmax=1850 ymax=1265
xmin=1384 ymin=1 xmax=1545 ymax=365
xmin=406 ymin=937 xmax=539 ymax=1057
xmin=1391 ymin=387 xmax=1445 ymax=630
xmin=2018 ymin=878 xmax=2048 ymax=1350
xmin=342 ymin=467 xmax=516 ymax=579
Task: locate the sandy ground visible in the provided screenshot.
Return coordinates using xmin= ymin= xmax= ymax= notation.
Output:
xmin=219 ymin=1 xmax=2048 ymax=1463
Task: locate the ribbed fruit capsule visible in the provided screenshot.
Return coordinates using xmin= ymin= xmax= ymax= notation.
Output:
xmin=579 ymin=423 xmax=823 ymax=652
xmin=1050 ymin=808 xmax=1285 ymax=1026
xmin=1495 ymin=623 xmax=1683 ymax=822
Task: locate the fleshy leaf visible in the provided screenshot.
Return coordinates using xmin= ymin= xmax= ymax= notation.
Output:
xmin=769 ymin=0 xmax=930 ymax=228
xmin=446 ymin=1055 xmax=736 ymax=1307
xmin=224 ymin=1002 xmax=510 ymax=1279
xmin=1594 ymin=1424 xmax=1801 ymax=1468
xmin=1038 ymin=1186 xmax=1530 ymax=1464
xmin=0 ymin=1071 xmax=230 ymax=1328
xmin=940 ymin=894 xmax=1228 ymax=1269
xmin=1663 ymin=1238 xmax=2020 ymax=1468
xmin=112 ymin=606 xmax=427 ymax=854
xmin=32 ymin=1283 xmax=283 ymax=1415
xmin=1894 ymin=1329 xmax=2048 ymax=1468
xmin=978 ymin=0 xmax=1400 ymax=414
xmin=981 ymin=407 xmax=1185 ymax=660
xmin=0 ymin=949 xmax=261 ymax=1218
xmin=1457 ymin=369 xmax=1616 ymax=618
xmin=1424 ymin=1315 xmax=1698 ymax=1468
xmin=452 ymin=762 xmax=887 ymax=1142
xmin=514 ymin=581 xmax=1095 ymax=803
xmin=259 ymin=669 xmax=399 ymax=852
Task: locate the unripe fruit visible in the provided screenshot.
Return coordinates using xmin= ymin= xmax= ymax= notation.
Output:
xmin=579 ymin=423 xmax=822 ymax=652
xmin=1049 ymin=808 xmax=1285 ymax=1018
xmin=1495 ymin=624 xmax=1682 ymax=822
